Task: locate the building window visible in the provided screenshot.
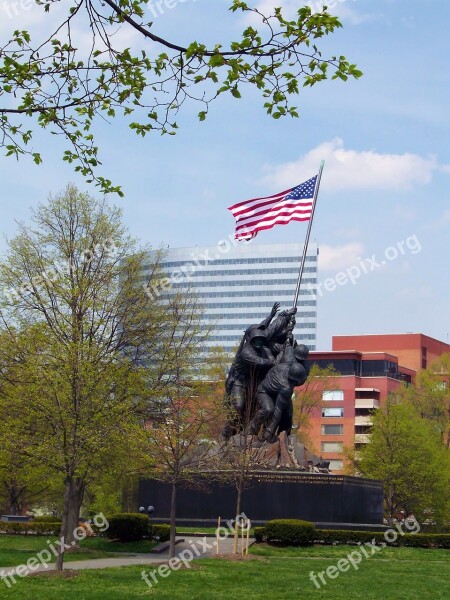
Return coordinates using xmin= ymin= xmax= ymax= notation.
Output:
xmin=361 ymin=360 xmax=399 ymax=377
xmin=321 ymin=442 xmax=343 ymax=453
xmin=201 ymin=312 xmax=317 ymax=321
xmin=322 ymin=408 xmax=344 ymax=418
xmin=321 ymin=424 xmax=343 ymax=435
xmin=170 ymin=277 xmax=317 ymax=289
xmin=421 ymin=346 xmax=427 ymax=369
xmin=161 ymin=289 xmax=313 ymax=299
xmin=328 ymin=459 xmax=343 ymax=471
xmin=157 ymin=255 xmax=317 ymax=268
xmin=322 ymin=390 xmax=344 ymax=401
xmin=205 ymin=334 xmax=316 ymax=342
xmin=313 ymin=359 xmax=361 ymax=376
xmin=355 ymin=425 xmax=372 ymax=435
xmin=355 ymin=408 xmax=374 ymax=417
xmin=355 ymin=389 xmax=380 ymax=400
xmin=433 ymin=381 xmax=448 ymax=391
xmin=175 ymin=301 xmax=316 ymax=309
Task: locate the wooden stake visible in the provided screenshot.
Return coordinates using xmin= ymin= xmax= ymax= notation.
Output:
xmin=216 ymin=517 xmax=220 ymax=555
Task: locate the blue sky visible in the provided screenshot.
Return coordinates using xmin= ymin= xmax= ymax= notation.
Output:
xmin=0 ymin=0 xmax=449 ymax=350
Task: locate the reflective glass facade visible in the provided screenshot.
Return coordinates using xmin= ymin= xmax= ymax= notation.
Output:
xmin=144 ymin=242 xmax=318 ymax=355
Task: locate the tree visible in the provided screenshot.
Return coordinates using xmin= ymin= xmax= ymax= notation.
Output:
xmin=0 ymin=2 xmax=362 ymax=194
xmin=0 ymin=335 xmax=63 ymax=515
xmin=0 ymin=185 xmax=168 ymax=569
xmin=293 ymin=363 xmax=339 ymax=450
xmin=218 ymin=423 xmax=269 ymax=554
xmin=354 ymin=400 xmax=449 ymax=526
xmin=397 ymin=354 xmax=450 ymax=449
xmin=0 ymin=445 xmax=61 ymax=516
xmin=140 ymin=293 xmax=226 ymax=558
xmin=83 ymin=471 xmax=126 ymax=517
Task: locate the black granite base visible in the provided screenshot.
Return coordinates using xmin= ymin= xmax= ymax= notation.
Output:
xmin=138 ymin=471 xmax=384 ymax=528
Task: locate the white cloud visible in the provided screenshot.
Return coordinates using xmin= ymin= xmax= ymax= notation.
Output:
xmin=442 ymin=210 xmax=450 ymax=224
xmin=394 ymin=204 xmax=417 ymax=221
xmin=243 ymin=0 xmax=373 ymax=26
xmin=435 ymin=209 xmax=450 ymax=228
xmin=326 ymin=1 xmax=375 ymax=26
xmin=261 ymin=138 xmax=438 ymax=192
xmin=318 ymin=242 xmax=365 ymax=271
xmin=202 ymin=187 xmax=217 ymax=201
xmin=335 ymin=227 xmax=363 ymax=240
xmin=243 ymin=0 xmax=298 ymax=22
xmin=0 ymin=2 xmax=144 ymax=53
xmin=395 ymin=286 xmax=433 ymax=300
xmin=0 ymin=2 xmax=61 ymax=36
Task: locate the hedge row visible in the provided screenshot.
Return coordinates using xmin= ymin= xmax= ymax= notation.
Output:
xmin=254 ymin=520 xmax=450 ymax=549
xmin=105 ymin=514 xmax=171 ymax=543
xmin=264 ymin=519 xmax=315 ymax=546
xmin=254 ymin=527 xmax=265 ymax=543
xmin=150 ymin=524 xmax=170 ymax=542
xmin=0 ymin=522 xmax=61 ymax=536
xmin=314 ymin=529 xmax=450 ymax=548
xmin=317 ymin=529 xmax=391 ymax=546
xmin=105 ymin=513 xmax=149 ymax=542
xmin=33 ymin=516 xmax=62 ymax=524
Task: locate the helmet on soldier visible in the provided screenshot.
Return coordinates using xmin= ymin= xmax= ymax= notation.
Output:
xmin=247 ymin=328 xmax=267 ymax=348
xmin=295 ymin=344 xmax=309 ymax=361
xmin=288 ymin=362 xmax=307 ymax=386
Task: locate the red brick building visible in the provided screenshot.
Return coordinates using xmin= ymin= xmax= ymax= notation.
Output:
xmin=332 ymin=333 xmax=450 ymax=373
xmin=306 ymin=334 xmax=450 ymax=472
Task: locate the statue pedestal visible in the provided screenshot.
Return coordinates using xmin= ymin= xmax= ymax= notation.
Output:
xmin=213 ymin=432 xmax=330 ymax=471
xmin=138 ymin=470 xmax=384 ymax=529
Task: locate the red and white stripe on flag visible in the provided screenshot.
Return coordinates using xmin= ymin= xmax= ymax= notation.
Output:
xmin=228 ymin=176 xmax=317 ymax=241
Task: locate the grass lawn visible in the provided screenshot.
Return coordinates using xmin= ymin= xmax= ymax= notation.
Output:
xmin=0 ymin=545 xmax=448 ymax=599
xmin=0 ymin=536 xmax=156 ymax=567
xmin=177 ymin=527 xmax=223 ymax=535
xmin=177 ymin=526 xmax=255 ymax=536
xmin=250 ymin=542 xmax=449 ymax=562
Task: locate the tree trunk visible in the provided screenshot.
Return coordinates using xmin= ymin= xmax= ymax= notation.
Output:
xmin=169 ymin=481 xmax=177 ymax=559
xmin=55 ymin=476 xmax=85 ymax=570
xmin=8 ymin=484 xmax=22 ymax=515
xmin=386 ymin=484 xmax=394 ymax=526
xmin=233 ymin=477 xmax=243 ymax=555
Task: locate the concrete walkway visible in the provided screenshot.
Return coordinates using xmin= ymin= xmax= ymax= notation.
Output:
xmin=0 ymin=536 xmax=255 ymax=578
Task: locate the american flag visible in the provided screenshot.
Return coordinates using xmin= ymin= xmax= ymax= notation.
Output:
xmin=228 ymin=175 xmax=318 ymax=241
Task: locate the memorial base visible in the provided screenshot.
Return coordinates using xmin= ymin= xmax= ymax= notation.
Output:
xmin=138 ymin=471 xmax=384 ymax=529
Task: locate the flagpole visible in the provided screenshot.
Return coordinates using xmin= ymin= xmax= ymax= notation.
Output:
xmin=292 ymin=160 xmax=325 ymax=308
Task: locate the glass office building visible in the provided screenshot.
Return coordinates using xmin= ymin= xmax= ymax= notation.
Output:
xmin=142 ymin=241 xmax=318 ymax=356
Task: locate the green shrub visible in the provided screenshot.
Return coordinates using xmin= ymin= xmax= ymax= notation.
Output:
xmin=433 ymin=534 xmax=450 ymax=549
xmin=105 ymin=513 xmax=149 ymax=542
xmin=313 ymin=529 xmax=450 ymax=548
xmin=399 ymin=533 xmax=450 ymax=548
xmin=314 ymin=529 xmax=386 ymax=546
xmin=151 ymin=524 xmax=170 ymax=542
xmin=420 ymin=524 xmax=450 ymax=534
xmin=254 ymin=524 xmax=450 ymax=549
xmin=0 ymin=522 xmax=61 ymax=536
xmin=33 ymin=515 xmax=62 ymax=524
xmin=265 ymin=519 xmax=315 ymax=546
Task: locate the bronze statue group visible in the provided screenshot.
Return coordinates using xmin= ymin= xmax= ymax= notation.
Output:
xmin=222 ymin=303 xmax=310 ymax=444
